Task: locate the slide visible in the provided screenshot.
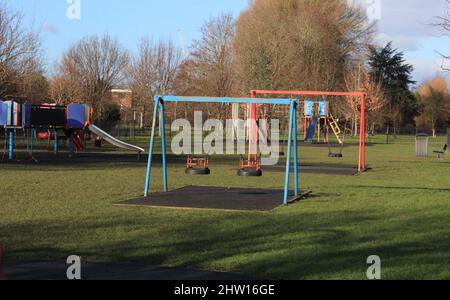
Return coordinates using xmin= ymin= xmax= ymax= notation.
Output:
xmin=88 ymin=124 xmax=145 ymax=153
xmin=304 ymin=116 xmax=318 ymax=142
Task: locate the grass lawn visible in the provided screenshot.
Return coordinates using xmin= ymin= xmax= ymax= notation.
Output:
xmin=0 ymin=134 xmax=449 ymax=279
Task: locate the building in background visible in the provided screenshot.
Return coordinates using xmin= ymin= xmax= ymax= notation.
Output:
xmin=111 ymin=89 xmax=133 ymax=110
xmin=110 ymin=89 xmax=145 ymax=129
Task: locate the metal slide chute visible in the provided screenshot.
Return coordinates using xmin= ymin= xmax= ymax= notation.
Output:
xmin=88 ymin=124 xmax=145 ymax=153
xmin=304 ymin=116 xmax=318 ymax=142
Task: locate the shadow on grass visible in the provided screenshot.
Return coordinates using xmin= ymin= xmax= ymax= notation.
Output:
xmin=353 ymin=185 xmax=450 ymax=192
xmin=1 ymin=208 xmax=448 ymax=279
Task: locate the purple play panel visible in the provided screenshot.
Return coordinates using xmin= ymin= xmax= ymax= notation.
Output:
xmin=67 ymin=104 xmax=86 ymax=129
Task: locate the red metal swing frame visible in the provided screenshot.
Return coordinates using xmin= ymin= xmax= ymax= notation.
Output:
xmin=250 ymin=90 xmax=367 ymax=173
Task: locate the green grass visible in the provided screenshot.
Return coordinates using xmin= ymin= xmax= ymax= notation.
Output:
xmin=0 ymin=135 xmax=449 ymax=279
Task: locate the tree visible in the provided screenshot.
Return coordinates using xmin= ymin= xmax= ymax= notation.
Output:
xmin=344 ymin=64 xmax=387 ymax=135
xmin=48 ymin=74 xmax=76 ymax=105
xmin=416 ymin=76 xmax=450 ymax=135
xmin=189 ymin=13 xmax=237 ymax=97
xmin=173 ymin=59 xmax=205 ymax=120
xmin=434 ymin=0 xmax=450 ymax=35
xmin=234 ymin=0 xmax=374 ymax=93
xmin=0 ymin=1 xmax=47 ymax=101
xmin=18 ymin=55 xmax=49 ymax=102
xmin=179 ymin=13 xmax=239 ymax=120
xmin=368 ymin=42 xmax=419 ymax=132
xmin=127 ymin=37 xmax=182 ymax=124
xmin=55 ymin=34 xmax=129 ymax=121
xmin=436 ymin=0 xmax=450 ymax=70
xmin=127 ymin=37 xmax=156 ymax=107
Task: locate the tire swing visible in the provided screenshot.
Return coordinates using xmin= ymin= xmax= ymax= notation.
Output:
xmin=328 ymin=118 xmax=348 ymax=158
xmin=238 ymin=103 xmax=263 ymax=177
xmin=185 ymin=156 xmax=211 ymax=175
xmin=238 ymin=155 xmax=263 ymax=177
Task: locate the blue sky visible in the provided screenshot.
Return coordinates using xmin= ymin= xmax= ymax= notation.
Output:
xmin=7 ymin=0 xmax=450 ymax=84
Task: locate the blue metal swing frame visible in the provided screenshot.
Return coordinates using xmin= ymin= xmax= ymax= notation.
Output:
xmin=144 ymin=95 xmax=300 ymax=205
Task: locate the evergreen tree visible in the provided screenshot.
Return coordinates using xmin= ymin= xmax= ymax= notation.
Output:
xmin=368 ymin=42 xmax=419 ymax=130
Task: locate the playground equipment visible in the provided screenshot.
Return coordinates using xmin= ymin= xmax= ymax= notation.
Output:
xmin=186 ymin=100 xmax=265 ymax=177
xmin=240 ymin=96 xmax=265 ymax=177
xmin=327 ymin=118 xmax=348 ymax=158
xmin=302 ymin=99 xmax=347 ymax=154
xmin=144 ymin=95 xmax=301 ymax=205
xmin=0 ymin=101 xmax=89 ymax=160
xmin=186 ymin=156 xmax=210 ymax=175
xmin=250 ymin=89 xmax=367 ymax=173
xmin=253 ymin=95 xmax=347 ymax=158
xmin=303 ymin=100 xmax=329 ymax=143
xmin=0 ymin=100 xmax=143 ymax=161
xmin=87 ymin=124 xmax=144 ymax=153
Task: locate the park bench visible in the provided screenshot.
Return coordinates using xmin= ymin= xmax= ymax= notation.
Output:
xmin=433 ymin=144 xmax=447 ymax=159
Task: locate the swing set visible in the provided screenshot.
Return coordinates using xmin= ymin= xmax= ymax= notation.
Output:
xmin=250 ymin=89 xmax=367 ymax=173
xmin=144 ymin=95 xmax=302 ymax=205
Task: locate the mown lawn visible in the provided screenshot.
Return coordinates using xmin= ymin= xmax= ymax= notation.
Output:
xmin=0 ymin=134 xmax=449 ymax=279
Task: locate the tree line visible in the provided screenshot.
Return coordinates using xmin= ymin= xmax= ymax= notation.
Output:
xmin=1 ymin=0 xmax=449 ymax=133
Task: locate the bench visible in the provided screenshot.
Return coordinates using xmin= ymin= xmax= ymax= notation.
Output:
xmin=433 ymin=144 xmax=448 ymax=159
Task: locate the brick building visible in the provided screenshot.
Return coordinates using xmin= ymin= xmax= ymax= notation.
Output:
xmin=111 ymin=89 xmax=133 ymax=110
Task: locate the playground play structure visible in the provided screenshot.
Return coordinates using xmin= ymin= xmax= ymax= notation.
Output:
xmin=144 ymin=95 xmax=303 ymax=205
xmin=139 ymin=90 xmax=367 ymax=207
xmin=0 ymin=100 xmax=144 ymax=161
xmin=301 ymin=99 xmax=348 ymax=157
xmin=182 ymin=95 xmax=353 ymax=176
xmin=249 ymin=89 xmax=367 ymax=173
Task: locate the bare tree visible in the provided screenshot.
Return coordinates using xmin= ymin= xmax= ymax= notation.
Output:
xmin=435 ymin=0 xmax=450 ymax=33
xmin=55 ymin=34 xmax=129 ymax=120
xmin=127 ymin=37 xmax=181 ymax=123
xmin=344 ymin=63 xmax=387 ymax=136
xmin=174 ymin=13 xmax=238 ymax=120
xmin=154 ymin=39 xmax=182 ymax=95
xmin=190 ymin=13 xmax=237 ymax=97
xmin=48 ymin=74 xmax=75 ymax=105
xmin=0 ymin=1 xmax=46 ymax=101
xmin=128 ymin=38 xmax=181 ymax=98
xmin=434 ymin=0 xmax=450 ymax=70
xmin=127 ymin=37 xmax=157 ymax=112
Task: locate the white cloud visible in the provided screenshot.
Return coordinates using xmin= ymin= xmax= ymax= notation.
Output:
xmin=353 ymin=0 xmax=449 ymax=83
xmin=353 ymin=0 xmax=447 ymax=45
xmin=407 ymin=58 xmax=444 ymax=83
xmin=375 ymin=33 xmax=420 ymax=51
xmin=377 ymin=0 xmax=446 ymax=37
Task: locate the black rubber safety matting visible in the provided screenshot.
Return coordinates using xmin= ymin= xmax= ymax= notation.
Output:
xmin=118 ymin=186 xmax=311 ymax=212
xmin=263 ymin=163 xmax=361 ymax=176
